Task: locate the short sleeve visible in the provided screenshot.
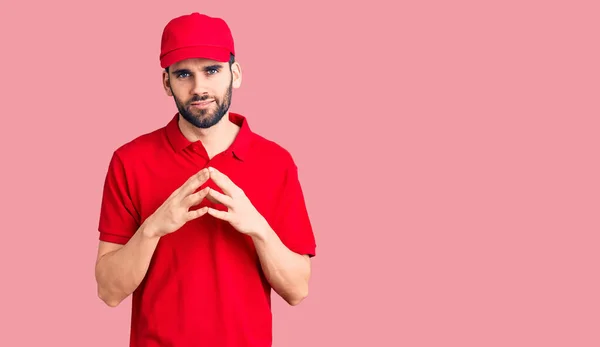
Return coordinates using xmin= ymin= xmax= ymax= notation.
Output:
xmin=98 ymin=152 xmax=140 ymax=244
xmin=273 ymin=162 xmax=317 ymax=257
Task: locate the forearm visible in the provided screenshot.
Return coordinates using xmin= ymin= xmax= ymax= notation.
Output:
xmin=95 ymin=221 xmax=161 ymax=307
xmin=251 ymin=225 xmax=311 ymax=306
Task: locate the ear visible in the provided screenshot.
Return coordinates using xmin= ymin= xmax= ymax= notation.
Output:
xmin=163 ymin=70 xmax=173 ymax=96
xmin=231 ymin=62 xmax=242 ymax=89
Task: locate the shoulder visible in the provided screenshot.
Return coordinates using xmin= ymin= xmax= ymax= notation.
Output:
xmin=108 ymin=125 xmax=167 ymax=166
xmin=249 ymin=132 xmax=297 ymax=170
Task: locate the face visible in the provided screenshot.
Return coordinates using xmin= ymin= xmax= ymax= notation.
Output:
xmin=163 ymin=57 xmax=242 ymax=129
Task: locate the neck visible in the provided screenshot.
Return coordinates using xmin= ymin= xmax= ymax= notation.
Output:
xmin=178 ymin=112 xmax=240 ymax=159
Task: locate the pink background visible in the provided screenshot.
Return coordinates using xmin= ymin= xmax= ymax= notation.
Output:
xmin=1 ymin=0 xmax=598 ymax=346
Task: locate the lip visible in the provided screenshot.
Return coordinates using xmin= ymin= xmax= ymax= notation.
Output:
xmin=190 ymin=100 xmax=214 ymax=108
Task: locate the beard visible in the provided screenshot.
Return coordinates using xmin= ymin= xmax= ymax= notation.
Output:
xmin=172 ymin=80 xmax=233 ymax=129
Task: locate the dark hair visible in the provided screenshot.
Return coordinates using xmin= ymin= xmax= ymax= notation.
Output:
xmin=165 ymin=53 xmax=235 ymax=74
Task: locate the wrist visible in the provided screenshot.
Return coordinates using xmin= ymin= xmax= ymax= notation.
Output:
xmin=250 ymin=218 xmax=273 ymax=242
xmin=141 ymin=218 xmax=161 ymax=240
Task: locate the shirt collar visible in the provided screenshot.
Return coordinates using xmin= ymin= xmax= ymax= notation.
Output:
xmin=165 ymin=112 xmax=253 ymax=161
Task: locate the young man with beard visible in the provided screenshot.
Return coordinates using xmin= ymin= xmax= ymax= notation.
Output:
xmin=94 ymin=12 xmax=316 ymax=347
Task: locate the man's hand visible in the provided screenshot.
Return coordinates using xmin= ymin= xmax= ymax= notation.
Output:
xmin=145 ymin=168 xmax=211 ymax=238
xmin=205 ymin=166 xmax=269 ymax=238
xmin=204 ymin=167 xmax=312 ymax=306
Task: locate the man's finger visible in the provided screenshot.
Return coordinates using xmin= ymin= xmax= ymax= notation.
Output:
xmin=207 ymin=207 xmax=231 ymax=222
xmin=205 ymin=193 xmax=219 ymax=205
xmin=183 ymin=187 xmax=209 ymax=208
xmin=208 ymin=167 xmax=238 ymax=196
xmin=179 ymin=168 xmax=210 ymax=198
xmin=186 ymin=206 xmax=209 ymax=221
xmin=206 ymin=188 xmax=234 ymax=208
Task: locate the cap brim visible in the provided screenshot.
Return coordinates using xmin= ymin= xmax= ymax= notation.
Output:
xmin=160 ymin=46 xmax=231 ymax=68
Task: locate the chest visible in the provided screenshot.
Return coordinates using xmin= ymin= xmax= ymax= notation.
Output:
xmin=131 ymin=151 xmax=286 ymax=278
xmin=136 ymin=156 xmax=280 ymax=221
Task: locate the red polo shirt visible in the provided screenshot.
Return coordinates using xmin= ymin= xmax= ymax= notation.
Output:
xmin=98 ymin=112 xmax=316 ymax=347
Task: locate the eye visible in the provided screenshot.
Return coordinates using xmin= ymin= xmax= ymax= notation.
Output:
xmin=177 ymin=72 xmax=190 ymax=79
xmin=207 ymin=68 xmax=218 ymax=75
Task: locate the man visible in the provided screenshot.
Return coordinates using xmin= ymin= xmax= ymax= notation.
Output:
xmin=94 ymin=12 xmax=316 ymax=347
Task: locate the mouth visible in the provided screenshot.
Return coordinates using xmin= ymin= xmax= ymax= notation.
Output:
xmin=190 ymin=100 xmax=215 ymax=109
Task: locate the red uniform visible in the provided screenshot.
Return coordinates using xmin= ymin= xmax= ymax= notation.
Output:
xmin=98 ymin=112 xmax=316 ymax=346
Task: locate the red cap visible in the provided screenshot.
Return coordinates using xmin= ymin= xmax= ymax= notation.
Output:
xmin=160 ymin=13 xmax=235 ymax=68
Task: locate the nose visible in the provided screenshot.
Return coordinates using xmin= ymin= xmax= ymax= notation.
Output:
xmin=191 ymin=75 xmax=210 ymax=96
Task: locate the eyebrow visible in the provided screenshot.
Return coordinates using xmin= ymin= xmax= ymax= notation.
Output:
xmin=203 ymin=64 xmax=224 ymax=71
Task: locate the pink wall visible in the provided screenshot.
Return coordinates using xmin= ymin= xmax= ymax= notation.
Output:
xmin=0 ymin=0 xmax=598 ymax=346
